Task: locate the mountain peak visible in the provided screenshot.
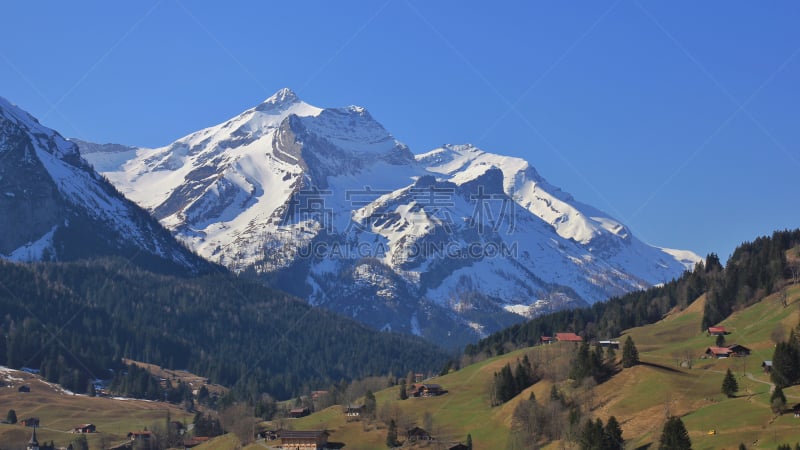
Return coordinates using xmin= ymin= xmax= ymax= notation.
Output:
xmin=260 ymin=88 xmax=299 ymax=106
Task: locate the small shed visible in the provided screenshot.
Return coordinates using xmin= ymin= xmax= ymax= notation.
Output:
xmin=762 ymin=360 xmax=773 ymax=373
xmin=18 ymin=385 xmax=30 ymax=393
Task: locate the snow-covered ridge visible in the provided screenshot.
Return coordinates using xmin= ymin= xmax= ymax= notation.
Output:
xmin=78 ymin=88 xmax=700 ymax=347
xmin=0 ymin=96 xmax=208 ymax=272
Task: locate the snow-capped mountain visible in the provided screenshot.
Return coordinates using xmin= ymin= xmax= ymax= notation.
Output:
xmin=79 ymin=88 xmax=700 ymax=347
xmin=0 ymin=97 xmax=211 ymax=274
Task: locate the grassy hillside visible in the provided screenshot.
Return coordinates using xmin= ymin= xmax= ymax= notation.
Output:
xmin=0 ymin=368 xmax=193 ymax=450
xmin=269 ymin=278 xmax=800 ymax=449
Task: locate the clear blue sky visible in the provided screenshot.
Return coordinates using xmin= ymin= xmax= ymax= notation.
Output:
xmin=2 ymin=1 xmax=799 ymax=261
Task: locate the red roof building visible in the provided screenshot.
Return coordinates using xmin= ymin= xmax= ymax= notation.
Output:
xmin=705 ymin=346 xmax=733 ymax=358
xmin=708 ymin=326 xmax=728 ymax=336
xmin=540 ymin=336 xmax=553 ymax=344
xmin=555 ymin=332 xmax=583 ymax=342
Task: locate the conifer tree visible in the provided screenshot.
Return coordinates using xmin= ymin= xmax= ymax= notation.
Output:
xmin=722 ymin=368 xmax=739 ymax=397
xmin=658 ymin=416 xmax=691 ymax=450
xmin=386 ymin=419 xmax=398 ymax=448
xmin=622 ymin=336 xmax=639 ymax=368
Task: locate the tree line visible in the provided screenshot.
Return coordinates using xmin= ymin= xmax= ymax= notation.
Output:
xmin=465 ymin=229 xmax=800 ymax=359
xmin=0 ymin=258 xmax=449 ymax=401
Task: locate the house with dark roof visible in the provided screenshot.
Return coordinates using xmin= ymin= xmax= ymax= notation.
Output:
xmin=727 ymin=344 xmax=751 ymax=357
xmin=289 ymin=407 xmax=310 ymax=418
xmin=762 ymin=360 xmax=773 ymax=373
xmin=410 ymin=383 xmax=447 ymax=397
xmin=280 ymin=430 xmax=329 ymax=449
xmin=540 ymin=336 xmax=553 ymax=345
xmin=406 ymin=426 xmax=433 ymax=442
xmin=448 ymin=444 xmax=469 ymax=450
xmin=72 ymin=423 xmax=96 ymax=433
xmin=345 ymin=404 xmax=365 ymax=417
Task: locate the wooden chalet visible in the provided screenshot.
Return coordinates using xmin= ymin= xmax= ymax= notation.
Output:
xmin=727 ymin=344 xmax=751 ymax=357
xmin=410 ymin=383 xmax=447 ymax=397
xmin=540 ymin=336 xmax=553 ymax=345
xmin=555 ymin=332 xmax=583 ymax=342
xmin=20 ymin=417 xmax=40 ymax=427
xmin=762 ymin=360 xmax=773 ymax=373
xmin=707 ymin=326 xmax=729 ymax=336
xmin=705 ymin=344 xmax=750 ymax=359
xmin=406 ymin=426 xmax=433 ymax=442
xmin=289 ymin=407 xmax=311 ymax=418
xmin=280 ymin=430 xmax=329 ymax=449
xmin=794 ymin=404 xmax=800 ymax=418
xmin=18 ymin=385 xmax=30 ymax=393
xmin=72 ymin=423 xmax=96 ymax=433
xmin=345 ymin=404 xmax=365 ymax=417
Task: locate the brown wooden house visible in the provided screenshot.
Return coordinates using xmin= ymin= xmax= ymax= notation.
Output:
xmin=289 ymin=407 xmax=310 ymax=418
xmin=345 ymin=404 xmax=365 ymax=417
xmin=406 ymin=426 xmax=433 ymax=442
xmin=280 ymin=430 xmax=329 ymax=449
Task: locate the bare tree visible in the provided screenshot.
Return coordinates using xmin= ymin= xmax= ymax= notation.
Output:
xmin=220 ymin=403 xmax=256 ymax=446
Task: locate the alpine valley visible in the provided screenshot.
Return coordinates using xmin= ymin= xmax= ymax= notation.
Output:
xmin=70 ymin=88 xmax=699 ymax=347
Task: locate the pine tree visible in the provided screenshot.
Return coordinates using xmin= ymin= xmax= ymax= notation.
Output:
xmin=6 ymin=409 xmax=16 ymax=424
xmin=622 ymin=336 xmax=639 ymax=368
xmin=771 ymin=385 xmax=787 ymax=414
xmin=604 ymin=416 xmax=624 ymax=450
xmin=386 ymin=419 xmax=398 ymax=448
xmin=399 ymin=379 xmax=408 ymax=400
xmin=658 ymin=416 xmax=691 ymax=450
xmin=722 ymin=369 xmax=739 ymax=397
xmin=365 ymin=390 xmax=377 ymax=418
xmin=466 ymin=433 xmax=473 ymax=450
xmin=771 ymin=341 xmax=800 ymax=388
xmin=716 ymin=334 xmax=726 ymax=347
xmin=738 ymin=443 xmax=747 ymax=450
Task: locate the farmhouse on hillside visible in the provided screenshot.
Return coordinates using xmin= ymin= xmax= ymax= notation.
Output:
xmin=72 ymin=423 xmax=96 ymax=433
xmin=20 ymin=417 xmax=39 ymax=427
xmin=409 ymin=383 xmax=447 ymax=397
xmin=540 ymin=336 xmax=553 ymax=345
xmin=704 ymin=344 xmax=751 ymax=359
xmin=280 ymin=430 xmax=329 ymax=449
xmin=762 ymin=360 xmax=773 ymax=373
xmin=555 ymin=332 xmax=583 ymax=342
